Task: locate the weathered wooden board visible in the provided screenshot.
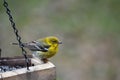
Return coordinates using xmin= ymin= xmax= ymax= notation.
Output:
xmin=0 ymin=59 xmax=56 ymax=80
xmin=0 ymin=55 xmax=33 ymax=66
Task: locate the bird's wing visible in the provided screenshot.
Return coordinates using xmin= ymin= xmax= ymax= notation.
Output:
xmin=23 ymin=41 xmax=50 ymax=52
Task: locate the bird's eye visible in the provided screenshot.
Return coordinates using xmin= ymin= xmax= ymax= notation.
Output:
xmin=51 ymin=40 xmax=57 ymax=43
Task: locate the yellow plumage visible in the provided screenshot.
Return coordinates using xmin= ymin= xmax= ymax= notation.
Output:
xmin=36 ymin=36 xmax=62 ymax=59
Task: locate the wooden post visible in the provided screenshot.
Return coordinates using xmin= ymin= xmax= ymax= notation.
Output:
xmin=0 ymin=56 xmax=56 ymax=80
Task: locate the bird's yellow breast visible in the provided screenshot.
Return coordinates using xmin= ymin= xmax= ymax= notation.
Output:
xmin=43 ymin=44 xmax=58 ymax=58
xmin=37 ymin=36 xmax=61 ymax=58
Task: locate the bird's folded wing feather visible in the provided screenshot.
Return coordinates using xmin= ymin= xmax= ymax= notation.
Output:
xmin=23 ymin=41 xmax=50 ymax=52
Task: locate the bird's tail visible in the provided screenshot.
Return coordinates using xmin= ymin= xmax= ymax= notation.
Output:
xmin=12 ymin=43 xmax=19 ymax=45
xmin=12 ymin=43 xmax=27 ymax=47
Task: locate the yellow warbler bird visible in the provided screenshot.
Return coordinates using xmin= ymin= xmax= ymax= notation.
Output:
xmin=13 ymin=36 xmax=62 ymax=63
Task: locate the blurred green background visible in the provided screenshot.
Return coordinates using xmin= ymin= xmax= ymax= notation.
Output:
xmin=0 ymin=0 xmax=120 ymax=80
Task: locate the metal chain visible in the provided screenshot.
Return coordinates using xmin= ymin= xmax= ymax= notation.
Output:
xmin=3 ymin=0 xmax=30 ymax=70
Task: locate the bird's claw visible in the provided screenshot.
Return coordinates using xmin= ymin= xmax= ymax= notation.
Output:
xmin=41 ymin=58 xmax=48 ymax=63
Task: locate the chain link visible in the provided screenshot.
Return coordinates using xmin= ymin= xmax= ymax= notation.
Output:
xmin=3 ymin=0 xmax=30 ymax=70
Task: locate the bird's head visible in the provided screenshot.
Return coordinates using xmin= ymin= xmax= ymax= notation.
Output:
xmin=45 ymin=36 xmax=62 ymax=46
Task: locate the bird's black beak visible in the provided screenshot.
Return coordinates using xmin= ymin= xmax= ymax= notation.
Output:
xmin=58 ymin=41 xmax=62 ymax=44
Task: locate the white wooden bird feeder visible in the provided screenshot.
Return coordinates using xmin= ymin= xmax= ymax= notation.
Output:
xmin=0 ymin=56 xmax=56 ymax=80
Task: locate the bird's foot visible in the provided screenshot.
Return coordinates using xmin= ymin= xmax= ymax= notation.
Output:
xmin=41 ymin=58 xmax=49 ymax=63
